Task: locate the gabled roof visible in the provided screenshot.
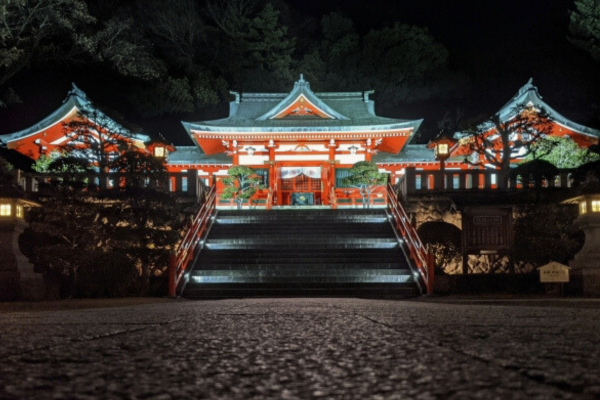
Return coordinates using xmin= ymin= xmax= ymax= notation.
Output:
xmin=182 ymin=76 xmax=422 ymax=135
xmin=457 ymin=78 xmax=600 ymax=139
xmin=0 ymin=83 xmax=150 ymax=145
xmin=256 ymin=75 xmax=349 ymax=121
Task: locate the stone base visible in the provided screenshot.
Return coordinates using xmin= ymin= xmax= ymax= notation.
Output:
xmin=570 ymin=268 xmax=600 ymax=297
xmin=570 ymin=253 xmax=600 ymax=296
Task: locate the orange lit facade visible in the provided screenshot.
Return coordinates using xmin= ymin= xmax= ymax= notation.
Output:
xmin=2 ymin=79 xmax=599 ymax=207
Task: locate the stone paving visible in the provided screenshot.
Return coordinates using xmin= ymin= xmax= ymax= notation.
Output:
xmin=1 ymin=297 xmax=599 ymax=399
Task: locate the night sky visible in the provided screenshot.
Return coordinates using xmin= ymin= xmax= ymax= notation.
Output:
xmin=1 ymin=0 xmax=597 ymax=145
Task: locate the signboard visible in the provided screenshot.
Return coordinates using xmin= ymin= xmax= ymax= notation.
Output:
xmin=462 ymin=207 xmax=513 ymax=253
xmin=461 ymin=206 xmax=514 ymax=274
xmin=539 ymin=262 xmax=570 ymax=283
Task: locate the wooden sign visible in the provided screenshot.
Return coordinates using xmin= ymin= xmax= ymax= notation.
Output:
xmin=462 ymin=207 xmax=513 ymax=253
xmin=538 ymin=262 xmax=570 ymax=283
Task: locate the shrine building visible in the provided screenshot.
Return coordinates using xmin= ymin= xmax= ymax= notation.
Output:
xmin=1 ymin=77 xmax=600 ymax=207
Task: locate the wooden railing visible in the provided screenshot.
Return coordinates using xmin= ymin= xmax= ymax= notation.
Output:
xmin=168 ymin=184 xmax=217 ymax=297
xmin=266 ymin=189 xmax=273 ymax=210
xmin=330 ymin=186 xmax=337 ymax=209
xmin=387 ymin=182 xmax=434 ymax=295
xmin=397 ymin=167 xmax=574 ymax=198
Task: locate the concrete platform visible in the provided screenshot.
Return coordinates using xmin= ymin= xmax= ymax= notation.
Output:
xmin=1 ymin=297 xmax=599 ymax=399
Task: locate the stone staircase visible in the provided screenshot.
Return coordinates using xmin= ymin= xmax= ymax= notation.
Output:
xmin=182 ymin=209 xmax=421 ymax=298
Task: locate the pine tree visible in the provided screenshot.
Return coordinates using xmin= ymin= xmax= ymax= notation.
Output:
xmin=569 ymin=0 xmax=600 ymax=62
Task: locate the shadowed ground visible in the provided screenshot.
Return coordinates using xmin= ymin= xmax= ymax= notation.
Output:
xmin=1 ymin=296 xmax=599 ymax=399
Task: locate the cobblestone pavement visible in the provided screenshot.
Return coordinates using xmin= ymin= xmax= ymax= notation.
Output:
xmin=1 ymin=297 xmax=599 ymax=400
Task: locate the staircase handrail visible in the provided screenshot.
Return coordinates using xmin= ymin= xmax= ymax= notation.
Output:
xmin=330 ymin=186 xmax=337 ymax=209
xmin=266 ymin=188 xmax=273 ymax=210
xmin=387 ymin=182 xmax=434 ymax=294
xmin=169 ymin=184 xmax=217 ymax=297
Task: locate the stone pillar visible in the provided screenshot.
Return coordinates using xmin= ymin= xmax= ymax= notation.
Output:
xmin=570 ymin=213 xmax=600 ymax=296
xmin=0 ymin=220 xmax=45 ymax=300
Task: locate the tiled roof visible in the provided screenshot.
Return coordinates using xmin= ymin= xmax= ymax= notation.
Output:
xmin=456 ymin=79 xmax=600 ymax=139
xmin=167 ymin=146 xmax=231 ymax=165
xmin=0 ymin=84 xmax=150 ymax=144
xmin=182 ymin=76 xmax=422 ymax=135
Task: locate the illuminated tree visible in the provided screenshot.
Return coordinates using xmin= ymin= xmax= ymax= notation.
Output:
xmin=342 ymin=161 xmax=387 ymax=208
xmin=463 ymin=103 xmax=553 ymax=170
xmin=221 ymin=166 xmax=264 ymax=209
xmin=60 ymin=107 xmax=134 ymax=189
xmin=526 ymin=135 xmax=599 ymax=169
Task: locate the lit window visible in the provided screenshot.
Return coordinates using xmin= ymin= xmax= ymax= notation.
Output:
xmin=182 ymin=177 xmax=188 ymax=192
xmin=154 ymin=147 xmax=166 ymax=158
xmin=580 ymin=202 xmax=587 ymax=215
xmin=16 ymin=205 xmax=23 ymax=218
xmin=592 ymin=200 xmax=600 ymax=212
xmin=0 ymin=204 xmax=11 ymax=216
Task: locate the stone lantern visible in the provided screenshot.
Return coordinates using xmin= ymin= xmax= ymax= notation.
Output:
xmin=564 ymin=182 xmax=600 ymax=296
xmin=0 ymin=197 xmax=43 ymax=300
xmin=428 ymin=129 xmax=456 ymax=171
xmin=427 ymin=129 xmax=457 ymax=189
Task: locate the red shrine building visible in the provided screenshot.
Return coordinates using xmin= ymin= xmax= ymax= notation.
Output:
xmin=1 ymin=77 xmax=599 ymax=207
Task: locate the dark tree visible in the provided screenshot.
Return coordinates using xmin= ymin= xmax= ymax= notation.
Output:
xmin=463 ymin=104 xmax=553 ymax=170
xmin=569 ymin=0 xmax=600 ymax=62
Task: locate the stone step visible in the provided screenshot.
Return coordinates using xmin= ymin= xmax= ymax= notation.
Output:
xmin=205 ymin=238 xmax=399 ymax=250
xmin=189 ymin=274 xmax=413 ymax=284
xmin=192 ymin=263 xmax=409 ymax=271
xmin=183 ymin=283 xmax=420 ymax=298
xmin=181 ymin=208 xmax=420 ymax=298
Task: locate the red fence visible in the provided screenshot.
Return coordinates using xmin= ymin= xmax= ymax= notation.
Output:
xmin=168 ymin=185 xmax=217 ymax=297
xmin=387 ymin=182 xmax=434 ymax=294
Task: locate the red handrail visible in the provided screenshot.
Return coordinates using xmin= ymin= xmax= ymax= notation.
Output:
xmin=387 ymin=182 xmax=434 ymax=294
xmin=168 ymin=184 xmax=217 ymax=297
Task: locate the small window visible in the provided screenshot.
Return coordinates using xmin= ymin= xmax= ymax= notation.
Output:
xmin=16 ymin=205 xmax=23 ymax=218
xmin=0 ymin=204 xmax=11 ymax=216
xmin=580 ymin=201 xmax=587 ymax=215
xmin=182 ymin=177 xmax=188 ymax=192
xmin=592 ymin=200 xmax=600 ymax=212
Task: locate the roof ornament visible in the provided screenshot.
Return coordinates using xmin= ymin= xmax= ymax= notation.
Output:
xmin=66 ymin=83 xmax=89 ymax=103
xmin=363 ymin=90 xmax=374 ymax=102
xmin=518 ymin=77 xmax=536 ymax=96
xmin=230 ymin=91 xmax=240 ymax=103
xmin=294 ymin=74 xmax=310 ymax=89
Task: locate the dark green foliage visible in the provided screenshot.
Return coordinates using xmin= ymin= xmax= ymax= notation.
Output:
xmin=24 ymin=151 xmax=184 ymax=297
xmin=569 ymin=0 xmax=600 ymax=62
xmin=74 ymin=251 xmax=138 ymax=298
xmin=417 ymin=221 xmax=462 ymax=274
xmin=513 ymin=204 xmax=583 ymax=267
xmin=572 ymin=155 xmax=600 ymax=187
xmin=298 ymin=13 xmax=461 ymax=104
xmin=417 ymin=221 xmax=461 ymax=247
xmin=109 ymin=151 xmax=168 ymax=190
xmin=509 ymin=159 xmax=559 ymax=188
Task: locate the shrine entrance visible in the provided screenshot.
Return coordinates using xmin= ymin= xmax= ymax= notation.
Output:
xmin=279 ymin=166 xmax=323 ymax=206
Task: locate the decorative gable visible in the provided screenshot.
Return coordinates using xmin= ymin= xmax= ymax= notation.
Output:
xmin=272 ymin=94 xmax=334 ymax=119
xmin=256 ymin=75 xmax=349 ymax=121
